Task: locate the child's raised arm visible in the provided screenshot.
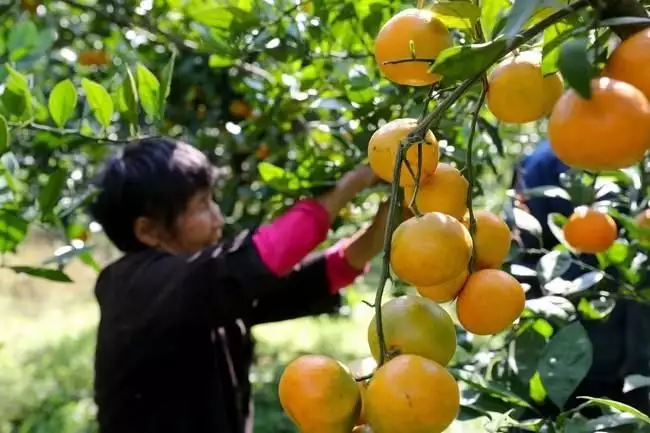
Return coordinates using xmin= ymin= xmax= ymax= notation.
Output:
xmin=251 ymin=165 xmax=378 ymax=277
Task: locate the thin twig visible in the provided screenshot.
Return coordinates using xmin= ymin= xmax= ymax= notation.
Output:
xmin=466 ymin=84 xmax=487 ymax=272
xmin=374 ymin=144 xmax=407 ymax=366
xmin=10 ymin=122 xmax=133 ymax=144
xmin=383 ymin=57 xmax=436 ymax=65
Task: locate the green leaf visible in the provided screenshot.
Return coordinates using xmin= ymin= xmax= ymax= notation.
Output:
xmin=38 ymin=168 xmax=68 ymax=215
xmin=537 ymin=250 xmax=571 ymax=283
xmin=158 ymin=53 xmax=176 ymax=120
xmin=7 ymin=20 xmax=38 ymax=60
xmin=558 ymin=38 xmax=593 ymax=99
xmin=1 ymin=65 xmax=33 ymax=120
xmin=258 ymin=162 xmax=308 ymax=192
xmin=538 ymin=322 xmax=593 ymax=410
xmin=0 ymin=115 xmax=8 ymax=154
xmin=81 ymin=78 xmax=114 ymax=128
xmin=542 ymin=20 xmax=571 ymax=75
xmin=430 ymin=39 xmax=506 ymax=83
xmin=10 ymin=266 xmax=73 ymax=283
xmin=48 ymin=79 xmax=78 ymax=128
xmin=513 ymin=207 xmax=543 ymax=238
xmin=578 ymin=397 xmax=650 ymax=425
xmin=430 ymin=1 xmax=481 ymax=30
xmin=479 ymin=0 xmax=510 ymax=39
xmin=209 ymin=54 xmax=236 ymax=68
xmin=523 ymin=185 xmax=571 ymax=201
xmin=547 ymin=212 xmax=568 ymax=246
xmin=524 ymin=296 xmax=576 ymax=324
xmin=136 ymin=63 xmax=161 ymax=119
xmin=499 ymin=0 xmax=542 ymax=42
xmin=116 ymin=67 xmax=139 ymax=126
xmin=513 ymin=326 xmax=547 ymax=384
xmin=0 ymin=209 xmax=29 ymax=253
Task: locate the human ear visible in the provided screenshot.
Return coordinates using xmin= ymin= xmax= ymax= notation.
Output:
xmin=133 ymin=216 xmax=164 ymax=248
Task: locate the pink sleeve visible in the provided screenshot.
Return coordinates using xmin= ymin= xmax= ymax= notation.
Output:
xmin=252 ymin=199 xmax=330 ymax=277
xmin=324 ymin=239 xmax=371 ymax=293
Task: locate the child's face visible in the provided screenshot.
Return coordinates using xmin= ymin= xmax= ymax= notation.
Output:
xmin=164 ymin=188 xmax=225 ymax=254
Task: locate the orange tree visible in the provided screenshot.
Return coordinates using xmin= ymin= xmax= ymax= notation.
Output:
xmin=2 ymin=0 xmax=650 ymax=431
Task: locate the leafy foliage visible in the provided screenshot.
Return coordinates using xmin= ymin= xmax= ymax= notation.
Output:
xmin=1 ymin=0 xmax=650 ymax=431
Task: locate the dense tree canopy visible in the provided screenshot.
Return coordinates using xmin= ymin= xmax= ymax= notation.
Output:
xmin=2 ymin=0 xmax=650 ymax=431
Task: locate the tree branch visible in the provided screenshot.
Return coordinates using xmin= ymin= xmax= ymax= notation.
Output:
xmin=590 ymin=0 xmax=650 ymax=40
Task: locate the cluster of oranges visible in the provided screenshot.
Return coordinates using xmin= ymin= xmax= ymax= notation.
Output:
xmin=278 ymin=8 xmax=527 ymax=433
xmin=484 ymin=28 xmax=650 ymax=255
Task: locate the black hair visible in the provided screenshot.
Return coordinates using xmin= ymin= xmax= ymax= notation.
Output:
xmin=89 ymin=137 xmax=217 ymax=252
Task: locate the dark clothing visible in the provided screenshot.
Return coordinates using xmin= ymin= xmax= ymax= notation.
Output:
xmin=512 ymin=140 xmax=650 ymax=415
xmin=93 ymin=230 xmax=341 ymax=433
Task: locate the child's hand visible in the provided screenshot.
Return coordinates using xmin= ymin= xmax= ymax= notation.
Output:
xmin=337 ymin=165 xmax=381 ymax=196
xmin=343 ymin=199 xmax=413 ymax=270
xmin=317 ymin=165 xmax=380 ymax=222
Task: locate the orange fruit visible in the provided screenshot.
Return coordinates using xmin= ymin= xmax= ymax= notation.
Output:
xmin=391 ymin=212 xmax=473 ymax=287
xmin=635 ymin=208 xmax=650 ymax=242
xmin=368 ymin=118 xmax=440 ymax=187
xmin=457 ymin=269 xmax=525 ymax=335
xmin=365 ymin=354 xmax=460 ymax=433
xmin=402 ymin=163 xmax=468 ymax=220
xmin=78 ymin=50 xmax=110 ymax=66
xmin=374 ymin=8 xmax=453 ymax=87
xmin=563 ymin=206 xmax=618 ymax=254
xmin=20 ymin=0 xmax=40 ymax=13
xmin=463 ymin=210 xmax=512 ymax=270
xmin=356 ymin=379 xmax=369 ymax=426
xmin=487 ymin=51 xmax=554 ymax=123
xmin=548 ymin=77 xmax=650 ymax=171
xmin=229 ymin=99 xmax=252 ymax=119
xmin=279 ymin=355 xmax=361 ymax=433
xmin=417 ymin=269 xmax=468 ymax=303
xmin=255 ymin=143 xmax=270 ymax=160
xmin=603 ymin=28 xmax=650 ymax=101
xmin=367 ymin=296 xmax=456 ymax=366
xmin=543 ymin=72 xmax=565 ymax=115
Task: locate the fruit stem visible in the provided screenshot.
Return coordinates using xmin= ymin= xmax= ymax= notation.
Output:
xmin=465 ymin=82 xmax=487 ymax=273
xmin=417 ymin=0 xmax=425 ymax=8
xmin=373 ymin=144 xmax=407 ymax=367
xmin=382 ymin=57 xmax=437 ymax=65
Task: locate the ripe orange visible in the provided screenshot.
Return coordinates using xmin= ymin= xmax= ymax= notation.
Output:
xmin=365 ymin=354 xmax=460 ymax=433
xmin=368 ymin=118 xmax=440 ymax=187
xmin=229 ymin=100 xmax=252 ymax=119
xmin=78 ymin=50 xmax=110 ymax=67
xmin=456 ymin=269 xmax=526 ymax=335
xmin=417 ymin=269 xmax=468 ymax=304
xmin=367 ymin=296 xmax=456 ymax=366
xmin=563 ymin=206 xmax=618 ymax=254
xmin=487 ymin=51 xmax=555 ymax=123
xmin=635 ymin=208 xmax=650 ymax=242
xmin=543 ymin=72 xmax=565 ymax=115
xmin=603 ymin=28 xmax=650 ymax=101
xmin=463 ymin=210 xmax=512 ymax=270
xmin=356 ymin=379 xmax=369 ymax=426
xmin=255 ymin=143 xmax=270 ymax=160
xmin=391 ymin=212 xmax=473 ymax=287
xmin=402 ymin=163 xmax=468 ymax=220
xmin=548 ymin=77 xmax=650 ymax=171
xmin=20 ymin=0 xmax=40 ymax=13
xmin=278 ymin=355 xmax=361 ymax=432
xmin=375 ymin=8 xmax=453 ymax=87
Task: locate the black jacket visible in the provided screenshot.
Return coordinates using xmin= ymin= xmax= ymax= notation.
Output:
xmin=94 ymin=230 xmax=341 ymax=433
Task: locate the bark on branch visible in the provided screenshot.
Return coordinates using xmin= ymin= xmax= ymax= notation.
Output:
xmin=591 ymin=0 xmax=649 ymax=40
